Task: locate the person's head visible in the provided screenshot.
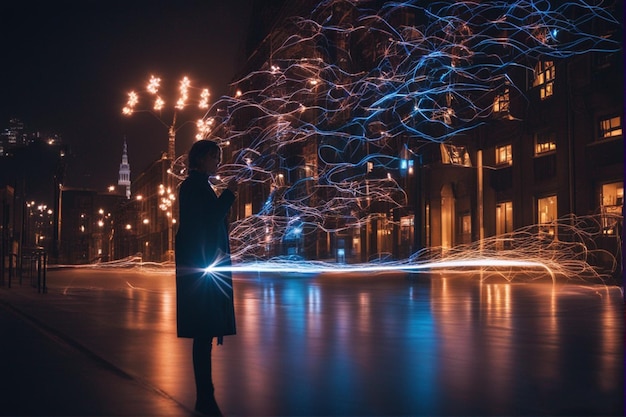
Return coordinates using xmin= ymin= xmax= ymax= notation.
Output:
xmin=187 ymin=140 xmax=221 ymax=175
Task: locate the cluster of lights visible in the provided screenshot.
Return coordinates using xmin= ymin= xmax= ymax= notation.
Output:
xmin=122 ymin=75 xmax=211 ymax=140
xmin=158 ymin=184 xmax=176 ymax=224
xmin=176 ymin=76 xmax=191 ymax=110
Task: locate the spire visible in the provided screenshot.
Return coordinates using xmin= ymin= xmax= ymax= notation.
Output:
xmin=118 ymin=137 xmax=131 ymax=199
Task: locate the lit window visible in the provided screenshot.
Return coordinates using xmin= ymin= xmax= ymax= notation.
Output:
xmin=440 ymin=143 xmax=471 ymax=166
xmin=493 ymin=89 xmax=510 ymax=113
xmin=535 ymin=132 xmax=556 ymax=155
xmin=496 ymin=201 xmax=513 ymax=235
xmin=533 ymin=61 xmax=555 ymax=100
xmin=599 ymin=116 xmax=622 ymax=139
xmin=245 ymin=203 xmax=253 ymax=218
xmin=496 ymin=201 xmax=513 ymax=250
xmin=495 ymin=144 xmax=512 ymax=166
xmin=602 ymin=182 xmax=624 ymax=207
xmin=537 ymin=195 xmax=557 ymax=237
xmin=601 ymin=182 xmax=623 ymax=236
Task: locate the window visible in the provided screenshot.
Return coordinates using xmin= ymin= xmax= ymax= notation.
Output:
xmin=601 ymin=182 xmax=623 ymax=236
xmin=496 ymin=201 xmax=513 ymax=235
xmin=495 ymin=144 xmax=512 ymax=166
xmin=460 ymin=213 xmax=471 ymax=244
xmin=599 ymin=116 xmax=622 ymax=139
xmin=535 ymin=132 xmax=556 ymax=155
xmin=533 ymin=61 xmax=555 ymax=99
xmin=440 ymin=143 xmax=471 ymax=166
xmin=493 ymin=89 xmax=510 ymax=113
xmin=537 ymin=195 xmax=557 ymax=238
xmin=602 ymin=182 xmax=624 ymax=208
xmin=245 ymin=203 xmax=252 ymax=218
xmin=496 ymin=201 xmax=513 ymax=250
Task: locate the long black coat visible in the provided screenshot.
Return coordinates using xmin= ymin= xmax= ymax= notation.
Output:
xmin=175 ymin=170 xmax=236 ymax=339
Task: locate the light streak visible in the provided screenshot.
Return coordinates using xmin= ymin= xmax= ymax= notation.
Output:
xmin=205 ymin=258 xmax=552 ymax=276
xmin=206 ymin=1 xmax=619 ymax=272
xmin=121 ymin=2 xmax=622 ymax=282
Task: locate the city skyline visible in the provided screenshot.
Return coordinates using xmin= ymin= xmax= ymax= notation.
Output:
xmin=1 ymin=1 xmax=254 ymax=190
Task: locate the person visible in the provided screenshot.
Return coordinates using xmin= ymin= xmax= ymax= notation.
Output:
xmin=175 ymin=139 xmax=237 ymax=416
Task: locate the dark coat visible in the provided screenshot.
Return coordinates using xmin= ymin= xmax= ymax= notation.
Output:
xmin=175 ymin=170 xmax=236 ymax=339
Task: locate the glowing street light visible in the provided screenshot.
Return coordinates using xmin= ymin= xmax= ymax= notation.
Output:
xmin=122 ymin=74 xmax=212 ymax=161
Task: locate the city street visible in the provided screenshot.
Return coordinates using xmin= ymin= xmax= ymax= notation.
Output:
xmin=0 ymin=267 xmax=623 ymax=416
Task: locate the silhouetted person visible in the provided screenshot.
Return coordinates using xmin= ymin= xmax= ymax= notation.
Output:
xmin=175 ymin=140 xmax=237 ymax=416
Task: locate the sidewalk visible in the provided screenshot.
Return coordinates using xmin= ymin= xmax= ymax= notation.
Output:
xmin=0 ymin=279 xmax=198 ymax=417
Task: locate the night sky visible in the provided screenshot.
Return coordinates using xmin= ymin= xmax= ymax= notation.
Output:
xmin=1 ymin=0 xmax=254 ymax=190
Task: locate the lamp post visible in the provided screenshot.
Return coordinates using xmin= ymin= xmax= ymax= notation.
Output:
xmin=123 ymin=75 xmax=210 ymax=262
xmin=158 ymin=184 xmax=176 ymax=262
xmin=123 ymin=75 xmax=211 ymax=160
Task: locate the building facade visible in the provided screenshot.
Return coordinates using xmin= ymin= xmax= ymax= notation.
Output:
xmin=114 ymin=153 xmax=177 ymax=263
xmin=209 ymin=0 xmax=622 ymax=275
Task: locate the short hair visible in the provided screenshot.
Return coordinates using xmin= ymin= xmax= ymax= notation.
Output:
xmin=187 ymin=140 xmax=220 ymax=170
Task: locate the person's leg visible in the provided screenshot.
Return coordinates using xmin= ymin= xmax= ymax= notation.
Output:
xmin=193 ymin=337 xmax=213 ymax=398
xmin=192 ymin=337 xmax=222 ymax=416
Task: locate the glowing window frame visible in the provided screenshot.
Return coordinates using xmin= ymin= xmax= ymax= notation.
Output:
xmin=534 ymin=132 xmax=556 ymax=155
xmin=533 ymin=61 xmax=555 ymax=100
xmin=599 ymin=115 xmax=622 ymax=139
xmin=537 ymin=195 xmax=557 ymax=238
xmin=493 ymin=88 xmax=510 ymax=113
xmin=495 ymin=144 xmax=512 ymax=166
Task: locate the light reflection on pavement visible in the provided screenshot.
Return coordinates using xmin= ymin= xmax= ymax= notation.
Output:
xmin=1 ymin=268 xmax=622 ymax=416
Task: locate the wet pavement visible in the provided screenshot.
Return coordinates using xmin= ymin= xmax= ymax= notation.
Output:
xmin=0 ymin=268 xmax=623 ymax=416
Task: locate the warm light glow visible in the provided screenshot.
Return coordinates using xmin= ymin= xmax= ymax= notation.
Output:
xmin=154 ymin=96 xmax=164 ymax=111
xmin=199 ymin=88 xmax=210 ymax=109
xmin=123 ymin=75 xmax=212 ymax=142
xmin=147 ymin=75 xmax=161 ymax=94
xmin=176 ymin=76 xmax=190 ymax=110
xmin=122 ymin=91 xmax=138 ymax=115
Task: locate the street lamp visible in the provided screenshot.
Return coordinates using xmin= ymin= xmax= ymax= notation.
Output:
xmin=123 ymin=76 xmax=208 ymax=262
xmin=122 ymin=74 xmax=212 ymax=162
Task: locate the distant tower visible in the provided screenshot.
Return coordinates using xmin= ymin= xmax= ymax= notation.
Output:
xmin=118 ymin=139 xmax=131 ymax=199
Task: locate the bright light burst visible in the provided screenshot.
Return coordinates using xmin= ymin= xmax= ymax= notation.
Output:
xmin=122 ymin=75 xmax=211 ymax=138
xmin=179 ymin=1 xmax=621 ymax=281
xmin=199 ymin=88 xmax=210 ymax=109
xmin=176 ymin=76 xmax=191 ymax=110
xmin=122 ymin=91 xmax=138 ymax=115
xmin=147 ymin=75 xmax=161 ymax=94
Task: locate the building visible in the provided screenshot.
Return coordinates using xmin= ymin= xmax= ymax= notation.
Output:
xmin=207 ymin=0 xmax=622 ymax=276
xmin=58 ymin=188 xmax=124 ymax=264
xmin=118 ymin=139 xmax=131 ymax=199
xmin=117 ymin=153 xmax=177 ymax=263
